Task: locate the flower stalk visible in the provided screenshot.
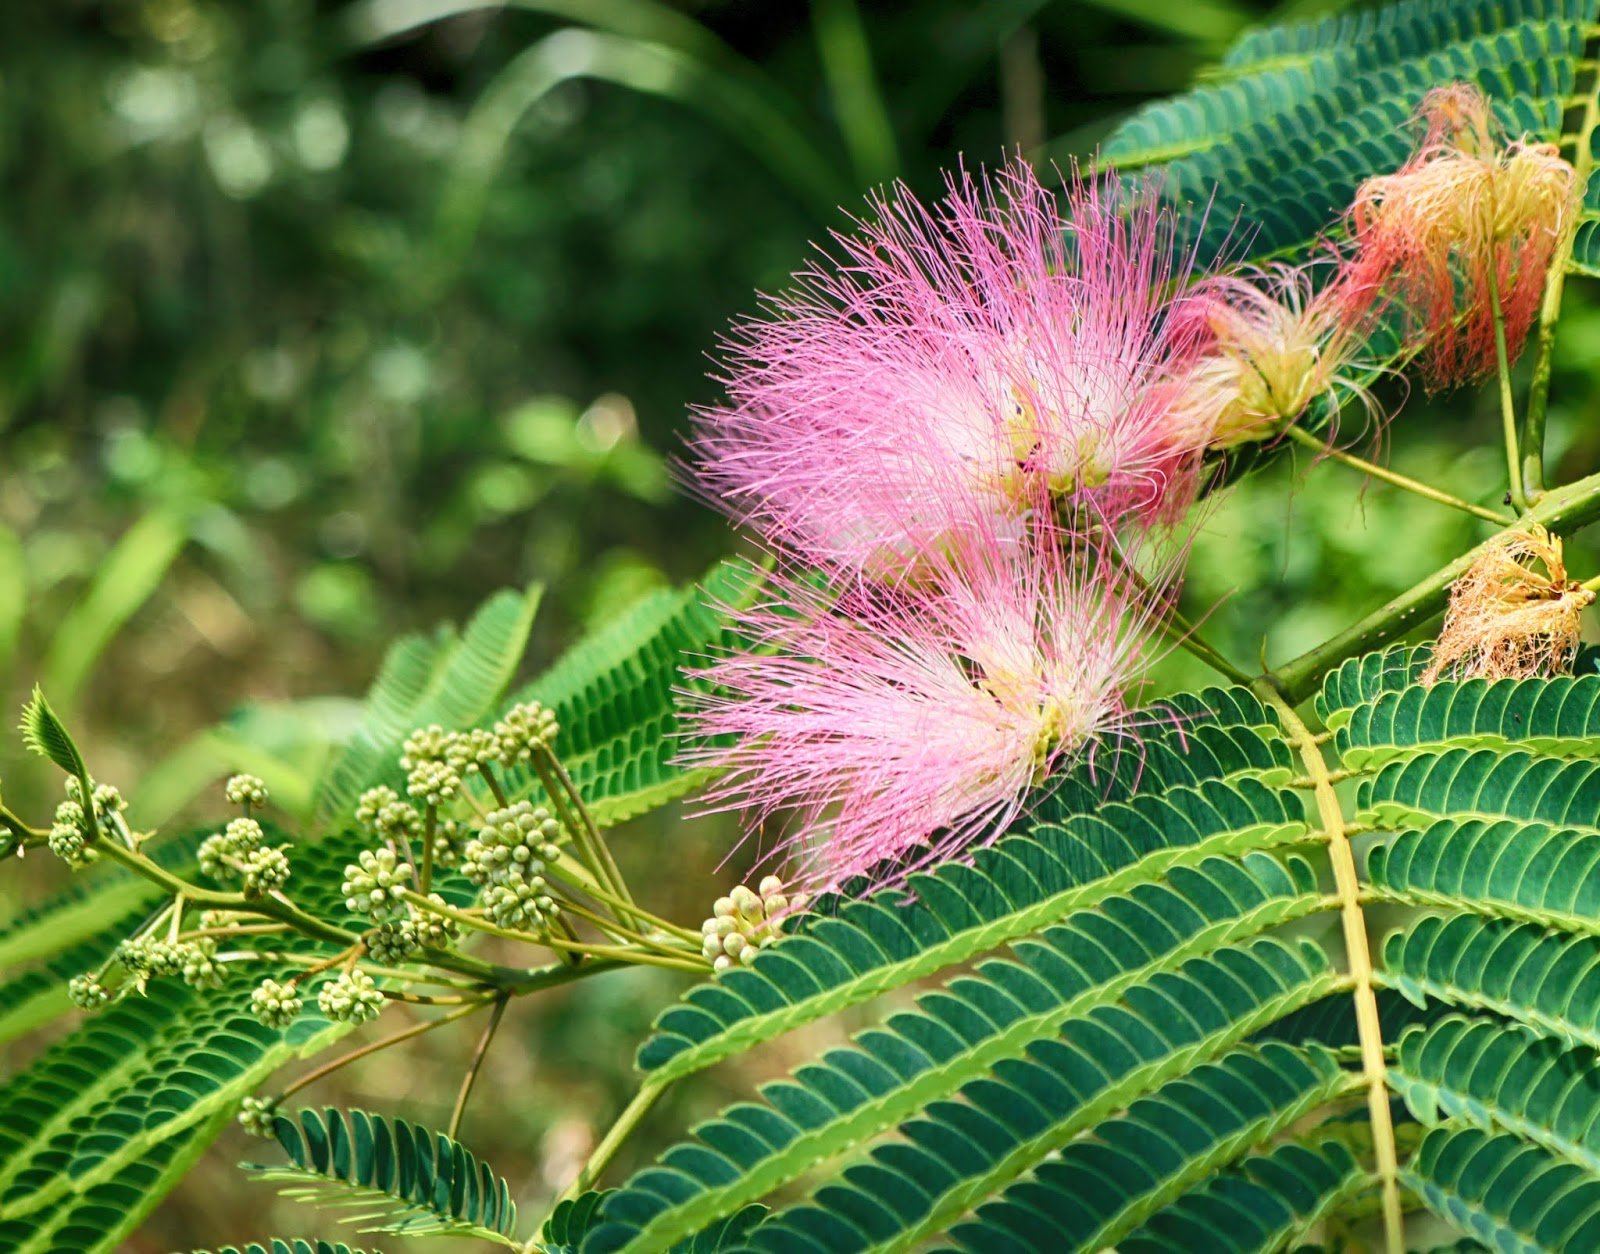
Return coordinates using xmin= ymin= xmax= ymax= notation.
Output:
xmin=1280 ymin=423 xmax=1513 ymax=525
xmin=1488 ymin=266 xmax=1528 ymax=513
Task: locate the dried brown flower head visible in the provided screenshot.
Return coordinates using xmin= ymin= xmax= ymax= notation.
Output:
xmin=1422 ymin=524 xmax=1595 ymax=684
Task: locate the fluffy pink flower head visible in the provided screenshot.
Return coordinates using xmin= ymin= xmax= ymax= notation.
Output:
xmin=690 ymin=160 xmax=1208 ymax=578
xmin=1160 ymin=261 xmax=1380 ymax=450
xmin=1348 ymin=83 xmax=1579 ymax=387
xmin=680 ymin=511 xmax=1174 ymax=893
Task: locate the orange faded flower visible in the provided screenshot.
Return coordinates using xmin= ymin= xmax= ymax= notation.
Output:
xmin=1349 ymin=83 xmax=1579 ymax=387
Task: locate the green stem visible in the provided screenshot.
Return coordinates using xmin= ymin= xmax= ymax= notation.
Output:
xmin=404 ymin=888 xmax=698 ymax=971
xmin=421 ymin=804 xmax=436 ymax=896
xmin=1281 ymin=424 xmax=1513 ymax=525
xmin=1268 ymin=469 xmax=1600 ymax=702
xmin=482 ymin=767 xmax=511 ymax=809
xmin=549 ymin=1083 xmax=667 ymax=1217
xmin=275 ymin=999 xmax=486 ymax=1103
xmin=448 ymin=994 xmax=509 ymax=1142
xmin=1161 ymin=608 xmax=1255 ymax=687
xmin=1523 ymin=61 xmax=1599 ymax=502
xmin=92 ymin=838 xmax=549 ymax=991
xmin=543 ymin=858 xmax=701 ymax=945
xmin=531 ymin=752 xmax=639 ymax=927
xmin=0 ymin=803 xmax=46 ymax=840
xmin=1488 ymin=265 xmax=1528 ymax=514
xmin=1111 ymin=545 xmax=1253 ymax=686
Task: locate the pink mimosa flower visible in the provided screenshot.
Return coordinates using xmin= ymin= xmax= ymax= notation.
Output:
xmin=688 ymin=160 xmax=1208 ymax=577
xmin=1348 ymin=83 xmax=1578 ymax=387
xmin=680 ymin=512 xmax=1173 ymax=893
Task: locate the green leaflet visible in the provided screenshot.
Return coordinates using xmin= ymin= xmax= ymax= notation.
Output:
xmin=636 ymin=694 xmax=1308 ymax=1085
xmin=1337 ymin=672 xmax=1600 ymax=768
xmin=1112 ymin=1139 xmax=1367 ymax=1254
xmin=313 ymin=583 xmax=544 ymax=822
xmin=0 ymin=860 xmax=164 ymax=970
xmin=537 ymin=1190 xmax=766 ymax=1252
xmin=193 ymin=1244 xmax=375 ymax=1254
xmin=0 ymin=1105 xmax=232 ymax=1254
xmin=248 ymin=1107 xmax=519 ymax=1246
xmin=586 ymin=938 xmax=1341 ymax=1252
xmin=1360 ymin=747 xmax=1600 ymax=833
xmin=774 ymin=1036 xmax=1363 ymax=1254
xmin=500 ymin=557 xmax=761 ymax=828
xmin=1379 ymin=915 xmax=1600 ymax=1054
xmin=1101 ymin=0 xmax=1595 ymax=265
xmin=0 ymin=977 xmax=348 ymax=1219
xmin=18 ymin=686 xmax=90 ymax=787
xmin=1367 ymin=815 xmax=1600 ymax=937
xmin=1403 ymin=1125 xmax=1600 ymax=1250
xmin=1391 ymin=1014 xmax=1600 ymax=1173
xmin=0 ymin=833 xmax=372 ymax=1229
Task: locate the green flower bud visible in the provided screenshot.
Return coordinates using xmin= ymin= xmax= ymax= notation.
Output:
xmin=236 ymin=844 xmax=291 ymax=897
xmin=317 ymin=969 xmax=384 ymax=1024
xmin=341 ymin=847 xmax=412 ymax=922
xmin=117 ymin=937 xmax=185 ymax=978
xmin=225 ymin=774 xmax=269 ymax=808
xmin=238 ymin=1094 xmax=279 ymax=1138
xmin=365 ymin=920 xmax=420 ymax=965
xmin=91 ymin=782 xmax=127 ymax=815
xmin=406 ymin=759 xmax=460 ymax=808
xmin=250 ymin=977 xmax=302 ymax=1029
xmin=413 ymin=897 xmax=461 ymax=951
xmin=47 ymin=820 xmax=93 ymax=868
xmin=400 ymin=724 xmax=455 ymax=771
xmin=69 ymin=973 xmax=110 ymax=1010
xmin=492 ymin=701 xmax=560 ymax=764
xmin=355 ymin=785 xmax=401 ymax=828
xmin=180 ymin=938 xmax=226 ymax=989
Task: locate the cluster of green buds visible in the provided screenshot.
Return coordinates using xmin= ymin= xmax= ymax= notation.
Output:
xmin=46 ymin=778 xmax=128 ymax=868
xmin=113 ymin=934 xmax=228 ymax=993
xmin=250 ymin=977 xmax=303 ymax=1029
xmin=463 ymin=801 xmax=563 ymax=932
xmin=364 ymin=919 xmax=421 ymax=965
xmin=317 ymin=968 xmax=385 ymax=1024
xmin=238 ymin=1094 xmax=279 ymax=1138
xmin=198 ymin=817 xmax=290 ymax=898
xmin=224 ymin=773 xmax=269 ymax=810
xmin=341 ymin=847 xmax=412 ymax=922
xmin=47 ymin=799 xmax=94 ymax=868
xmin=68 ymin=973 xmax=110 ymax=1009
xmin=700 ymin=876 xmax=804 ymax=972
xmin=248 ymin=965 xmax=390 ymax=1030
xmin=493 ymin=702 xmax=560 ymax=765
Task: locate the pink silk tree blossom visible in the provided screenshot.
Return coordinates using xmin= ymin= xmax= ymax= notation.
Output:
xmin=688 ymin=159 xmax=1209 ymax=578
xmin=680 ymin=510 xmax=1175 ymax=893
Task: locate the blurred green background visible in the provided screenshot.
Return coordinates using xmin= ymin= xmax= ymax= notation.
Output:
xmin=3 ymin=0 xmax=1599 ymax=1247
